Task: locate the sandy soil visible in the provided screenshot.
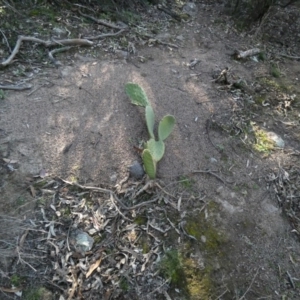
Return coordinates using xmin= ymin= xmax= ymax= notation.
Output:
xmin=1 ymin=1 xmax=300 ymax=299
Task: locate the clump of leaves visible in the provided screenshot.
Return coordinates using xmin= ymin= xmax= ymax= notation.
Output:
xmin=125 ymin=83 xmax=175 ymax=179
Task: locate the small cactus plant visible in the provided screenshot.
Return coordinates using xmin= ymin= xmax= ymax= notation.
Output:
xmin=125 ymin=83 xmax=175 ymax=179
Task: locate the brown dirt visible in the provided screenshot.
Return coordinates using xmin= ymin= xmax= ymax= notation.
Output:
xmin=1 ymin=1 xmax=300 ymax=299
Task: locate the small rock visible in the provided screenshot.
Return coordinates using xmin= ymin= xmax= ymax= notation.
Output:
xmin=201 ymin=235 xmax=207 ymax=243
xmin=210 ymin=157 xmax=217 ymax=163
xmin=52 ymin=27 xmax=67 ymax=38
xmin=129 ymin=161 xmax=145 ymax=180
xmin=183 ymin=2 xmax=198 ymax=16
xmin=266 ymin=132 xmax=285 ymax=148
xmin=110 ymin=173 xmax=117 ymax=183
xmin=71 ymin=230 xmax=94 ymax=252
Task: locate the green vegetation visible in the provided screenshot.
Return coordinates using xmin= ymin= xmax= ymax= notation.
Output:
xmin=125 ymin=83 xmax=175 ymax=179
xmin=259 ymin=77 xmax=292 ymax=93
xmin=160 ymin=249 xmax=184 ymax=284
xmin=251 ymin=123 xmax=275 ymax=154
xmin=179 ymin=175 xmax=195 ymax=189
xmin=119 ymin=276 xmax=129 ymax=291
xmin=157 ymin=201 xmax=228 ymax=299
xmin=0 ymin=90 xmax=5 ymax=100
xmin=258 ymin=52 xmax=266 ymax=61
xmin=10 ymin=274 xmax=23 ymax=287
xmin=23 ymin=287 xmax=50 ymax=300
xmin=270 ymin=63 xmax=281 ymax=78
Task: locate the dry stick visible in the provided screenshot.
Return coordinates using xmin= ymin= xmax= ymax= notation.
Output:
xmin=192 ymin=169 xmax=230 ymax=185
xmin=59 ymin=178 xmax=112 ymax=194
xmin=0 ymin=84 xmax=32 ymax=90
xmin=0 ymin=29 xmax=11 ymax=53
xmin=78 ymin=9 xmax=126 ymax=30
xmin=205 ymin=118 xmax=221 ymax=152
xmin=113 ymin=193 xmax=159 ymax=211
xmin=286 ymin=271 xmax=295 ymax=289
xmin=278 ymin=53 xmax=300 ymax=60
xmin=48 ymin=46 xmax=73 ymax=66
xmin=239 ymin=268 xmax=260 ymax=300
xmin=0 ymin=36 xmax=93 ymax=67
xmin=157 ymin=40 xmax=179 ymax=48
xmin=214 ymin=288 xmax=229 ymax=300
xmin=60 ymin=178 xmax=158 ymax=211
xmin=3 ymin=0 xmax=22 ymax=16
xmin=84 ymin=29 xmax=126 ymax=40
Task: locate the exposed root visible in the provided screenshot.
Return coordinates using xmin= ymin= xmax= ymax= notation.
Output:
xmin=0 ymin=36 xmax=94 ymax=67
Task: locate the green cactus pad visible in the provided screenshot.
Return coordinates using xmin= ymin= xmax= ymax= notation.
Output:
xmin=158 ymin=115 xmax=175 ymax=141
xmin=145 ymin=105 xmax=155 ymax=139
xmin=125 ymin=83 xmax=150 ymax=107
xmin=146 ymin=139 xmax=165 ymax=162
xmin=142 ymin=149 xmax=156 ymax=179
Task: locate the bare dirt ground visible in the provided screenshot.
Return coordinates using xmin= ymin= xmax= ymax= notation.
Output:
xmin=1 ymin=1 xmax=300 ymax=299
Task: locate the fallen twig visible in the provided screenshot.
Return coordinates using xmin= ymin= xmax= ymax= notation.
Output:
xmin=157 ymin=40 xmax=179 ymax=49
xmin=234 ymin=48 xmax=261 ymax=59
xmin=1 ymin=36 xmax=93 ymax=67
xmin=0 ymin=84 xmax=32 ymax=90
xmin=205 ymin=118 xmax=221 ymax=152
xmin=192 ymin=169 xmax=234 ymax=184
xmin=239 ymin=268 xmax=259 ymax=300
xmin=48 ymin=46 xmax=73 ymax=66
xmin=213 ymin=67 xmax=229 ymax=84
xmin=157 ymin=4 xmax=181 ymax=22
xmin=0 ymin=29 xmax=11 ymax=53
xmin=78 ymin=9 xmax=126 ymax=30
xmin=286 ymin=270 xmax=295 ymax=289
xmin=84 ymin=29 xmax=127 ymax=40
xmin=278 ymin=53 xmax=300 ymax=60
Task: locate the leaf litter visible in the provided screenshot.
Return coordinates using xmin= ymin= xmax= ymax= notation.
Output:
xmin=7 ymin=176 xmax=195 ymax=299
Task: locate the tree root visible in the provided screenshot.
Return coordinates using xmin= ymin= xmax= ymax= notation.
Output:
xmin=0 ymin=36 xmax=94 ymax=67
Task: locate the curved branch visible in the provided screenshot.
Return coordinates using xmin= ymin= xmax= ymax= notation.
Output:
xmin=48 ymin=46 xmax=73 ymax=66
xmin=0 ymin=36 xmax=94 ymax=67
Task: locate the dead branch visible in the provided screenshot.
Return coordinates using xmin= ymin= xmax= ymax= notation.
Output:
xmin=3 ymin=0 xmax=22 ymax=16
xmin=84 ymin=28 xmax=127 ymax=40
xmin=278 ymin=53 xmax=300 ymax=60
xmin=157 ymin=4 xmax=181 ymax=22
xmin=0 ymin=36 xmax=93 ymax=67
xmin=234 ymin=48 xmax=261 ymax=59
xmin=78 ymin=9 xmax=127 ymax=30
xmin=157 ymin=40 xmax=179 ymax=49
xmin=238 ymin=268 xmax=259 ymax=300
xmin=0 ymin=29 xmax=12 ymax=53
xmin=48 ymin=46 xmax=73 ymax=66
xmin=213 ymin=67 xmax=229 ymax=84
xmin=0 ymin=84 xmax=32 ymax=90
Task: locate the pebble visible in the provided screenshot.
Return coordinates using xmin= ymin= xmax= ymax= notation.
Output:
xmin=129 ymin=161 xmax=145 ymax=180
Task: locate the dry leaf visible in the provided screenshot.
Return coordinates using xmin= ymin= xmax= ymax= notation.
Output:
xmin=29 ymin=185 xmax=36 ymax=198
xmin=2 ymin=158 xmax=18 ymax=164
xmin=86 ymin=257 xmax=102 ymax=278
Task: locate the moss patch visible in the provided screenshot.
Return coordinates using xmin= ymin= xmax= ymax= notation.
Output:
xmin=251 ymin=123 xmax=275 ymax=154
xmin=159 ymin=202 xmax=229 ymax=299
